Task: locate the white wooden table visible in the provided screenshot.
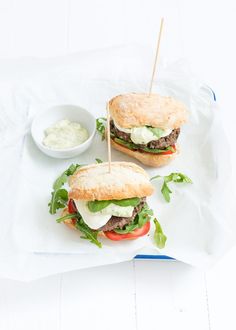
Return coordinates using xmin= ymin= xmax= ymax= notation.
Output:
xmin=0 ymin=1 xmax=235 ymax=329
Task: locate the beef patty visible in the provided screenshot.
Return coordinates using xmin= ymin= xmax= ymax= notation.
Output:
xmin=110 ymin=120 xmax=180 ymax=149
xmin=99 ymin=197 xmax=146 ymax=232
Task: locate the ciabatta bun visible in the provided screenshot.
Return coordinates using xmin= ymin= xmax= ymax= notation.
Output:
xmin=111 ymin=139 xmax=179 ymax=167
xmin=109 ymin=93 xmax=188 ymax=129
xmin=68 ymin=161 xmax=154 ymax=201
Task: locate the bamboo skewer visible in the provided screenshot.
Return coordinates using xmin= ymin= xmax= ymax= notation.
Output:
xmin=106 ymin=18 xmax=164 ymax=172
xmin=148 ymin=17 xmax=164 ymax=95
xmin=106 ymin=103 xmax=112 ymax=173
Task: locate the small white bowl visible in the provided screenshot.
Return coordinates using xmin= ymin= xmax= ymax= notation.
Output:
xmin=31 ymin=105 xmax=96 ymax=159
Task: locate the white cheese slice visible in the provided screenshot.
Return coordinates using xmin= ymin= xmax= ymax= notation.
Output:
xmin=130 ymin=127 xmax=157 ymax=144
xmin=75 ymin=200 xmax=134 ymax=230
xmin=113 ymin=121 xmax=172 ymax=144
xmin=113 ymin=120 xmax=131 ymax=133
xmin=130 ymin=127 xmax=171 ymax=144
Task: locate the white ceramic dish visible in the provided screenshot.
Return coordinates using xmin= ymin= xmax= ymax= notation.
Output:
xmin=31 ymin=105 xmax=96 ymax=159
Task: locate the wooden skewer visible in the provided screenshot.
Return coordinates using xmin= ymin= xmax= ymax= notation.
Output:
xmin=106 ymin=103 xmax=112 ymax=173
xmin=148 ymin=17 xmax=164 ymax=95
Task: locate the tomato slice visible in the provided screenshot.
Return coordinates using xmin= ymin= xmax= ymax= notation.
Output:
xmin=104 ymin=221 xmax=150 ymax=241
xmin=68 ymin=199 xmax=78 ymax=225
xmin=159 ymin=144 xmax=176 ymax=155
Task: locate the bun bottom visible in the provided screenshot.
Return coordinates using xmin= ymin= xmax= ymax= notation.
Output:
xmin=111 ymin=139 xmax=179 ymax=167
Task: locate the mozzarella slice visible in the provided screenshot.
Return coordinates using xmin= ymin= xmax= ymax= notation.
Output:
xmin=130 ymin=127 xmax=172 ymax=144
xmin=130 ymin=127 xmax=157 ymax=144
xmin=75 ymin=200 xmax=111 ymax=230
xmin=75 ymin=200 xmax=134 ymax=230
xmin=113 ymin=121 xmax=172 ymax=144
xmin=113 ymin=120 xmax=131 ymax=133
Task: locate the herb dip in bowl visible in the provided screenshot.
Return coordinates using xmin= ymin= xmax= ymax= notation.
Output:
xmin=31 ymin=105 xmax=96 ymax=159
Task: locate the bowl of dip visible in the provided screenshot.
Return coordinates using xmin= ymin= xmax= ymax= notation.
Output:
xmin=31 ymin=105 xmax=96 ymax=158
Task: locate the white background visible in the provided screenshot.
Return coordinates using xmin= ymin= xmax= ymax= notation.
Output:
xmin=0 ymin=0 xmax=236 ymax=329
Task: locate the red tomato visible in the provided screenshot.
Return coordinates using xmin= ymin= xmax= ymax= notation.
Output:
xmin=159 ymin=144 xmax=176 ymax=155
xmin=68 ymin=199 xmax=77 ymax=225
xmin=68 ymin=199 xmax=77 ymax=214
xmin=104 ymin=222 xmax=151 ymax=241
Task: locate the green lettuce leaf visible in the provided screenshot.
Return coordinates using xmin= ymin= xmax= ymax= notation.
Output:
xmin=87 ymin=200 xmax=111 ymax=212
xmin=113 ymin=198 xmax=140 ymax=207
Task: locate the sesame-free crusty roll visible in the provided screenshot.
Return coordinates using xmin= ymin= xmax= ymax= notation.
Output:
xmin=69 ymin=161 xmax=154 ymax=201
xmin=107 ymin=93 xmax=188 ymax=167
xmin=109 ymin=93 xmax=188 ymax=130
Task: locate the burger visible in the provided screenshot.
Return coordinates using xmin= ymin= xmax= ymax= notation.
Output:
xmin=108 ymin=93 xmax=188 ymax=167
xmin=60 ymin=161 xmax=154 ymax=246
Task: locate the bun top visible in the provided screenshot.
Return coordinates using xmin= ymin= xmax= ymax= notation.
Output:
xmin=109 ymin=93 xmax=188 ymax=129
xmin=68 ymin=161 xmax=154 ymax=201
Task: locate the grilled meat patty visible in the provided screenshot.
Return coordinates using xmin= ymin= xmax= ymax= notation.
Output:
xmin=148 ymin=128 xmax=180 ymax=149
xmin=110 ymin=120 xmax=131 ymax=143
xmin=110 ymin=120 xmax=180 ymax=149
xmin=99 ymin=197 xmax=146 ymax=232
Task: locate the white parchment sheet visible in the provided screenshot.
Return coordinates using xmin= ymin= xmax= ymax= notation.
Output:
xmin=0 ymin=46 xmax=235 ymax=280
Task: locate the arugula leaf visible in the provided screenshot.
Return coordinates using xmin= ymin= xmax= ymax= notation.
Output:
xmin=53 ymin=163 xmax=81 ymax=190
xmin=114 ymin=223 xmax=139 ymax=234
xmin=147 ymin=127 xmax=165 ymax=139
xmin=49 ymin=163 xmax=82 ymax=214
xmin=49 ymin=160 xmax=104 ymax=215
xmin=96 ymin=117 xmax=107 ymax=140
xmin=141 ymin=145 xmax=175 ymax=154
xmin=161 ymin=182 xmax=172 ymax=203
xmin=114 ymin=137 xmax=173 ymax=154
xmin=114 ymin=137 xmax=136 ymax=149
xmin=114 ymin=205 xmax=167 ymax=249
xmin=166 ymin=173 xmax=192 ymax=184
xmin=49 ymin=189 xmax=68 ymax=215
xmin=65 ymin=163 xmax=81 ymax=176
xmin=53 ymin=173 xmax=68 ymax=191
xmin=87 ymin=197 xmax=141 ymax=213
xmin=56 ymin=213 xmax=79 ymax=223
xmin=114 ymin=203 xmax=153 ymax=234
xmin=137 ymin=204 xmax=153 ymax=227
xmin=75 ymin=217 xmax=102 ymax=248
xmin=151 ymin=172 xmax=192 ymax=202
xmin=95 ymin=158 xmax=103 ymax=163
xmin=56 ymin=212 xmax=102 ymax=248
xmin=153 ymin=218 xmax=167 ymax=249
